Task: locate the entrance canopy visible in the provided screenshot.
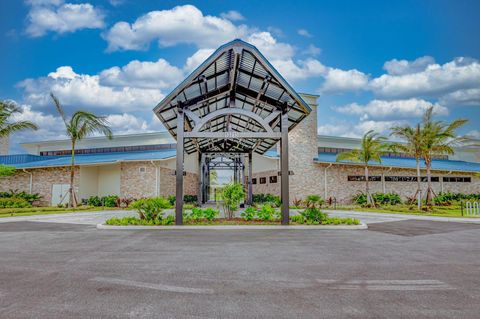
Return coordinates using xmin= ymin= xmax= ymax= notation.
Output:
xmin=154 ymin=39 xmax=311 ymax=154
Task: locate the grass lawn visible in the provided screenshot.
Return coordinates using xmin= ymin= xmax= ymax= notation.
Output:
xmin=0 ymin=206 xmax=122 ymax=218
xmin=335 ymin=204 xmax=478 ymax=218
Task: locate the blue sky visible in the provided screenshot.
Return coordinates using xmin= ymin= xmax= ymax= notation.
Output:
xmin=1 ymin=0 xmax=479 ymax=153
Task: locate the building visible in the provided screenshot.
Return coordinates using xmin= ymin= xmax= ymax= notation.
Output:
xmin=1 ymin=40 xmax=479 ymax=210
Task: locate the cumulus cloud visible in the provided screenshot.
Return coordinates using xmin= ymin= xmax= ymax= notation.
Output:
xmin=26 ymin=0 xmax=105 ymax=37
xmin=102 ymin=5 xmax=249 ymax=51
xmin=99 ymin=59 xmax=184 ymax=89
xmin=370 ymin=57 xmax=480 ymax=99
xmin=337 ymin=98 xmax=448 ymax=120
xmin=220 ymin=10 xmax=245 ymax=21
xmin=304 ymin=44 xmax=321 ymax=56
xmin=383 ymin=56 xmax=435 ymax=75
xmin=246 ymin=32 xmax=295 ymax=61
xmin=183 ymin=48 xmax=215 ymax=73
xmin=320 ymin=68 xmax=369 ymax=93
xmin=439 ymin=88 xmax=480 ymax=106
xmin=18 ymin=66 xmax=165 ymax=112
xmin=318 ymin=119 xmax=405 ymax=138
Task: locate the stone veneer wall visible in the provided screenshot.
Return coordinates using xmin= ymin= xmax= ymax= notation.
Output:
xmin=120 ymin=162 xmax=199 ymax=199
xmin=159 ymin=167 xmax=198 ymax=198
xmin=252 ymin=170 xmax=280 ymax=195
xmin=0 ymin=167 xmax=79 ymax=206
xmin=0 ymin=136 xmax=8 ymax=155
xmin=287 ymin=96 xmax=321 ymax=203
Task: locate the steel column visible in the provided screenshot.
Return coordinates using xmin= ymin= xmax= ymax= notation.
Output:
xmin=280 ymin=111 xmax=289 ymax=225
xmin=175 ymin=107 xmax=185 ymax=225
xmin=248 ymin=152 xmax=253 ymax=205
xmin=198 ymin=153 xmax=203 ymax=206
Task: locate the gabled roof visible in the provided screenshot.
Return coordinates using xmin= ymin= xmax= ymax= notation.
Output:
xmin=153 ymin=39 xmax=311 ymax=155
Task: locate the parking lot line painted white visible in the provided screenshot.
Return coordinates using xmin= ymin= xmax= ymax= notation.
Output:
xmin=316 ymin=279 xmax=454 ymax=291
xmin=90 ymin=277 xmax=215 ymax=294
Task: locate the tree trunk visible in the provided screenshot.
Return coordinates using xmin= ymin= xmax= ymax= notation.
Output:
xmin=365 ymin=165 xmax=372 ymax=205
xmin=70 ymin=140 xmax=77 ymax=208
xmin=416 ymin=157 xmax=422 ymax=208
xmin=425 ymin=157 xmax=433 ymax=206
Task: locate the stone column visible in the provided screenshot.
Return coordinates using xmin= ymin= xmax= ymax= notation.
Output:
xmin=0 ymin=136 xmax=9 ymax=155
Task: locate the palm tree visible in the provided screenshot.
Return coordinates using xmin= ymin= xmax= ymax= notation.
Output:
xmin=390 ymin=124 xmax=423 ymax=207
xmin=0 ymin=100 xmax=38 ymax=138
xmin=336 ymin=130 xmax=388 ymax=206
xmin=51 ymin=93 xmax=113 ymax=207
xmin=421 ymin=107 xmax=468 ymax=206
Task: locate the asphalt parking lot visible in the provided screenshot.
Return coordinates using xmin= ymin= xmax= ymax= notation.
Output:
xmin=1 ymin=216 xmax=480 ymax=318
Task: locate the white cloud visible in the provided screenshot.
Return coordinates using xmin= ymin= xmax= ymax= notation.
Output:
xmin=220 ymin=10 xmax=245 ymax=21
xmin=320 ymin=68 xmax=369 ymax=93
xmin=370 ymin=57 xmax=480 ymax=99
xmin=18 ymin=66 xmax=164 ymax=112
xmin=103 ymin=5 xmax=249 ymax=51
xmin=383 ymin=56 xmax=435 ymax=75
xmin=26 ymin=1 xmax=105 ymax=37
xmin=183 ymin=48 xmax=215 ymax=73
xmin=246 ymin=32 xmax=295 ymax=60
xmin=318 ymin=120 xmax=404 ymax=138
xmin=304 ymin=44 xmax=321 ymax=56
xmin=439 ymin=88 xmax=480 ymax=106
xmin=297 ymin=29 xmax=312 ymax=38
xmin=337 ymin=98 xmax=448 ymax=120
xmin=99 ymin=59 xmax=184 ymax=90
xmin=271 ymin=58 xmax=326 ymax=81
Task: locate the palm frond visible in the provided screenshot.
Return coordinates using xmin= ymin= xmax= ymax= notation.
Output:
xmin=0 ymin=121 xmax=38 ymax=138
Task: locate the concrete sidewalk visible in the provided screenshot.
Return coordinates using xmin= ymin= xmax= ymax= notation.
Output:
xmin=326 ymin=209 xmax=480 ymax=224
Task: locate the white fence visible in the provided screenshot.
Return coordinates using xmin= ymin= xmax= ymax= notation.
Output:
xmin=465 ymin=201 xmax=480 ymax=216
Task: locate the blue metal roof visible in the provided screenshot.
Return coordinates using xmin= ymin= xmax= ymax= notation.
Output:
xmin=1 ymin=150 xmax=176 ymax=169
xmin=315 ymin=152 xmax=480 ymax=173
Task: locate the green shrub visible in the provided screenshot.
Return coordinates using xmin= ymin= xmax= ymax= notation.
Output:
xmin=129 ymin=197 xmax=171 ymax=221
xmin=0 ymin=197 xmax=31 ymax=208
xmin=0 ymin=190 xmax=41 ymax=204
xmin=223 ymin=183 xmax=244 ymax=219
xmin=304 ymin=195 xmax=325 ymax=208
xmin=87 ymin=196 xmax=102 ymax=206
xmin=353 ymin=192 xmax=401 ymax=206
xmin=168 ymin=195 xmax=176 ymax=206
xmin=253 ymin=193 xmax=281 ymax=207
xmin=240 ymin=206 xmax=256 ymax=221
xmin=105 ymin=215 xmax=174 ymax=226
xmin=290 ymin=214 xmax=305 ymax=224
xmin=256 ymin=204 xmax=278 ymax=221
xmin=300 ymin=207 xmax=328 ymax=224
xmin=185 ymin=207 xmax=220 ymax=222
xmin=372 ymin=192 xmax=402 ymax=205
xmin=184 ymin=195 xmax=198 ymax=204
xmin=102 ymin=195 xmax=119 ymax=207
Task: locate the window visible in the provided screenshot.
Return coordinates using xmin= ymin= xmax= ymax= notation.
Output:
xmin=443 ymin=177 xmax=471 ymax=183
xmin=252 ymin=178 xmax=257 ymax=185
xmin=347 ymin=176 xmax=381 ymax=181
xmin=269 ymin=176 xmax=277 ymax=183
xmin=139 ymin=167 xmax=146 ymax=173
xmin=260 ymin=177 xmax=266 ymax=184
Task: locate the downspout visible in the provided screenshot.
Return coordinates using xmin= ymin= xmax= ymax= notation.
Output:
xmin=150 ymin=161 xmax=160 ymax=197
xmin=324 ymin=163 xmax=333 ymax=200
xmin=22 ymin=169 xmax=33 ymax=193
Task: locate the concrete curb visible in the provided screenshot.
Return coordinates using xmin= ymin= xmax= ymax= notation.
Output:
xmin=96 ymin=223 xmax=368 ymax=230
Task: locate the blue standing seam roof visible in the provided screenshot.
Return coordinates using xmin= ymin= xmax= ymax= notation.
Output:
xmin=0 ymin=150 xmax=176 ymax=169
xmin=315 ymin=152 xmax=480 ymax=173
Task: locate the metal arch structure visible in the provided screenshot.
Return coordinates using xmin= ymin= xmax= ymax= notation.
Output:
xmin=153 ymin=39 xmax=311 ymax=225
